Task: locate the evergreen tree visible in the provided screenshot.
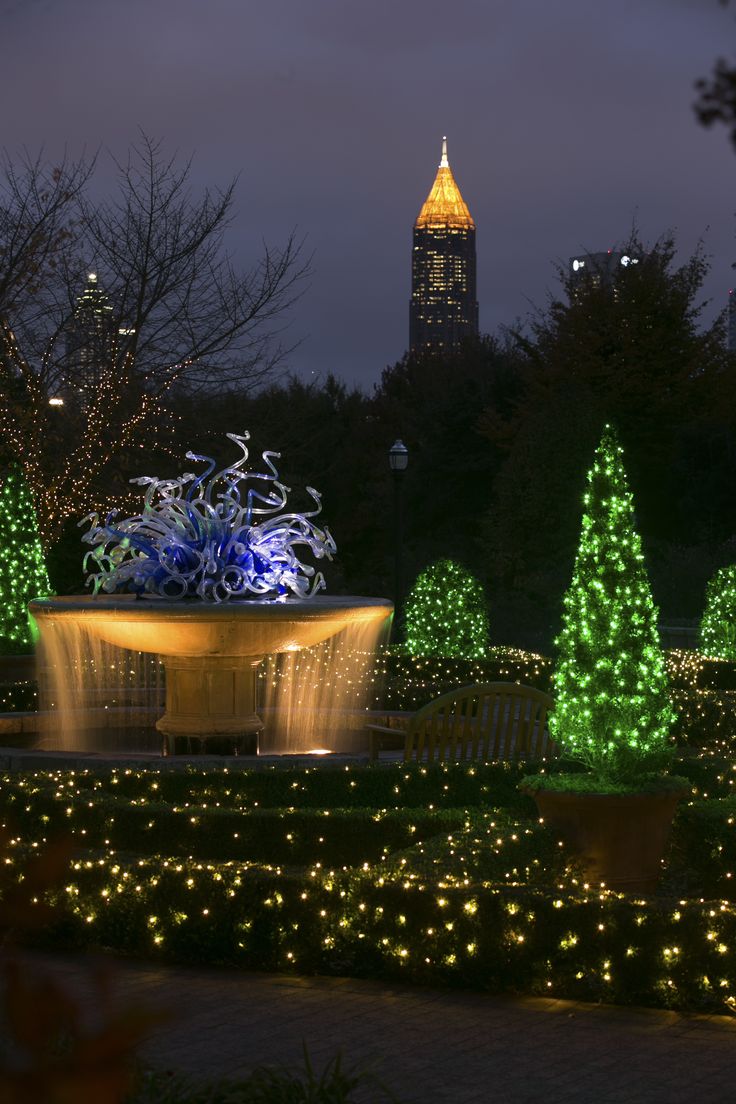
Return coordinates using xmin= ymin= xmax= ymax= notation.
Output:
xmin=699 ymin=565 xmax=736 ymax=660
xmin=0 ymin=465 xmax=52 ymax=653
xmin=404 ymin=559 xmax=488 ymax=659
xmin=549 ymin=427 xmax=674 ymax=782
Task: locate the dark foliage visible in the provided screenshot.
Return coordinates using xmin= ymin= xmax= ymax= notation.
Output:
xmin=695 ymin=4 xmax=736 ymax=156
xmin=480 ymin=235 xmax=735 ymax=646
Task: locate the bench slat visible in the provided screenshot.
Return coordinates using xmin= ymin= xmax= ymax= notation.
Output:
xmin=394 ymin=682 xmax=555 ymax=765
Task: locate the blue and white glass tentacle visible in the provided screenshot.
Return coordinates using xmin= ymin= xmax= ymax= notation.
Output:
xmin=80 ymin=432 xmax=337 ymax=602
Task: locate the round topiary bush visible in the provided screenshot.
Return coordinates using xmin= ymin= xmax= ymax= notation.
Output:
xmin=699 ymin=565 xmax=736 ymax=660
xmin=403 ymin=558 xmax=489 ymax=659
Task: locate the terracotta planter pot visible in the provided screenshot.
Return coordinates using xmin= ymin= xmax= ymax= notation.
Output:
xmin=522 ymin=785 xmax=688 ymax=893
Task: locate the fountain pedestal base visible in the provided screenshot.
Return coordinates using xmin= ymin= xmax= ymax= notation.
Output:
xmin=157 ymin=654 xmax=263 ymax=756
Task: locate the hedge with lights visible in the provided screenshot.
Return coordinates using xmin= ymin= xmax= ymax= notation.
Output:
xmin=0 ymin=465 xmax=52 ymax=654
xmin=2 ymin=794 xmax=474 ymax=866
xmin=21 ymin=761 xmax=544 ymax=811
xmin=12 ymin=840 xmax=736 ymax=1014
xmin=403 ymin=559 xmax=489 ymax=660
xmin=5 ymin=764 xmax=736 ymax=1011
xmin=549 ymin=426 xmax=675 ymax=784
xmin=665 ymin=796 xmax=736 ymax=899
xmin=699 ymin=566 xmax=736 ymax=661
xmin=375 ymin=646 xmax=551 ymax=711
xmin=664 ymin=649 xmax=736 ymax=753
xmin=0 ymin=682 xmax=37 ymax=712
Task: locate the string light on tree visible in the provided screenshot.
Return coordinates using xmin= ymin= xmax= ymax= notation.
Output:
xmin=699 ymin=565 xmax=736 ymax=661
xmin=0 ymin=464 xmax=53 ymax=654
xmin=404 ymin=559 xmax=489 ymax=659
xmin=549 ymin=425 xmax=674 ymax=782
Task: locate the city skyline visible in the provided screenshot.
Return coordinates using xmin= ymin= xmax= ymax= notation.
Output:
xmin=3 ymin=0 xmax=735 ymax=389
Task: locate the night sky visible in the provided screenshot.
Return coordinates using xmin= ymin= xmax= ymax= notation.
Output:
xmin=3 ymin=0 xmax=735 ymax=389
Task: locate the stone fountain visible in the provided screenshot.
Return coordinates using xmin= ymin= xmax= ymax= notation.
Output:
xmin=29 ymin=434 xmax=392 ymax=754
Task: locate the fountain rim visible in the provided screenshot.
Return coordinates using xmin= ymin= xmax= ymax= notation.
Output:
xmin=28 ymin=594 xmax=394 ymax=625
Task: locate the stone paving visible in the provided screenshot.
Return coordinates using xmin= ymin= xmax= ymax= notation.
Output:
xmin=19 ymin=952 xmax=736 ymax=1103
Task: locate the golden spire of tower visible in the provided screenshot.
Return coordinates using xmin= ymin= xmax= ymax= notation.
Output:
xmin=415 ymin=136 xmax=475 ymax=230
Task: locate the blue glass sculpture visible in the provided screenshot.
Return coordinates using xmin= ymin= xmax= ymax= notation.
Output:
xmin=81 ymin=433 xmax=336 ymax=601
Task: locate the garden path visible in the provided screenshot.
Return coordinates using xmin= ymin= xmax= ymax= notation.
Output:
xmin=16 ymin=951 xmax=736 ymax=1103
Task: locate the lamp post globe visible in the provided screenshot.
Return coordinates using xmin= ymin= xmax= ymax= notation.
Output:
xmin=389 ymin=439 xmax=409 ymax=473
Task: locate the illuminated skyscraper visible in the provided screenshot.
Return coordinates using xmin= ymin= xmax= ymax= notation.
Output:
xmin=65 ymin=272 xmax=115 ymax=387
xmin=568 ymin=250 xmax=641 ymax=303
xmin=58 ymin=272 xmax=135 ymax=409
xmin=409 ymin=137 xmax=478 ymax=352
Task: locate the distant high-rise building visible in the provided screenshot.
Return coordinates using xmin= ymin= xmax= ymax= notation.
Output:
xmin=65 ymin=272 xmax=115 ymax=386
xmin=58 ymin=272 xmax=135 ymax=409
xmin=729 ymin=289 xmax=736 ymax=353
xmin=568 ymin=250 xmax=641 ymax=303
xmin=409 ymin=137 xmax=478 ymax=353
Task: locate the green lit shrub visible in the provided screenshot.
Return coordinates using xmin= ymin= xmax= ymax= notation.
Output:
xmin=404 ymin=559 xmax=489 ymax=659
xmin=0 ymin=465 xmax=53 ymax=655
xmin=549 ymin=426 xmax=675 ymax=784
xmin=699 ymin=565 xmax=736 ymax=660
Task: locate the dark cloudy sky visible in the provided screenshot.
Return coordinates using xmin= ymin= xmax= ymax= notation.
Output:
xmin=3 ymin=0 xmax=735 ymax=389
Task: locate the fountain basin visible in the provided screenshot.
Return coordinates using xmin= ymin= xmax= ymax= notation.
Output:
xmin=29 ymin=595 xmax=392 ymax=656
xmin=29 ymin=595 xmax=393 ymax=753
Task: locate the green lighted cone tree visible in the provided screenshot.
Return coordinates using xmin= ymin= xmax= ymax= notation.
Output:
xmin=0 ymin=465 xmax=52 ymax=654
xmin=404 ymin=558 xmax=488 ymax=659
xmin=549 ymin=426 xmax=674 ymax=783
xmin=699 ymin=565 xmax=736 ymax=660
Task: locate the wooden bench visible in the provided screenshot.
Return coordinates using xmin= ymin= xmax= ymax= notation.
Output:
xmin=367 ymin=682 xmax=556 ymax=763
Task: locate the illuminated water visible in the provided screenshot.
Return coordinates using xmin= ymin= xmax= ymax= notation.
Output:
xmin=33 ymin=605 xmax=390 ymax=755
xmin=260 ymin=616 xmax=390 ymax=754
xmin=34 ymin=621 xmax=164 ymax=752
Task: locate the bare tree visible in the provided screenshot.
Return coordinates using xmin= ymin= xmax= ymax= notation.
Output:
xmin=0 ymin=136 xmax=309 ymax=546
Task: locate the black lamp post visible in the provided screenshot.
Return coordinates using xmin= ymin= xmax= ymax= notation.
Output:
xmin=388 ymin=439 xmax=409 ymax=636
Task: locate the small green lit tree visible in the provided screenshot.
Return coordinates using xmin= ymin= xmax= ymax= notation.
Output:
xmin=549 ymin=426 xmax=674 ymax=783
xmin=0 ymin=464 xmax=52 ymax=654
xmin=699 ymin=565 xmax=736 ymax=660
xmin=404 ymin=558 xmax=488 ymax=659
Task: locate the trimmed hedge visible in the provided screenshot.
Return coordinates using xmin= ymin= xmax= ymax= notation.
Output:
xmin=2 ymin=792 xmax=473 ymax=866
xmin=21 ymin=848 xmax=736 ymax=1013
xmin=0 ymin=681 xmax=37 ymax=713
xmin=667 ymin=795 xmax=736 ymax=899
xmin=21 ymin=762 xmax=546 ymax=812
xmin=6 ymin=759 xmax=736 ymax=1013
xmin=374 ymin=648 xmax=553 ymax=711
